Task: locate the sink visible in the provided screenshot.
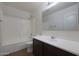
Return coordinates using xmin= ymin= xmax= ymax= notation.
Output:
xmin=51 ymin=36 xmax=55 ymax=39
xmin=49 ymin=36 xmax=57 ymax=42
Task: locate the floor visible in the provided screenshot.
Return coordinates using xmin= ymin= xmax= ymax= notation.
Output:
xmin=6 ymin=48 xmax=33 ymax=56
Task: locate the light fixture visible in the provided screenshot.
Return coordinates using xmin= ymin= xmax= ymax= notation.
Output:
xmin=47 ymin=2 xmax=59 ymax=9
xmin=43 ymin=2 xmax=59 ymax=11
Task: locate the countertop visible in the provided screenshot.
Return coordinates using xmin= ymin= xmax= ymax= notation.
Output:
xmin=34 ymin=35 xmax=79 ymax=55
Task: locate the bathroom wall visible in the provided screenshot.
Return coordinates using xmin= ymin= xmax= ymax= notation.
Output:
xmin=0 ymin=3 xmax=43 ymax=55
xmin=31 ymin=7 xmax=43 ymax=36
xmin=0 ymin=4 xmax=32 ymax=55
xmin=1 ymin=5 xmax=32 ymax=46
xmin=0 ymin=3 xmax=3 ymax=47
xmin=1 ymin=16 xmax=31 ymax=46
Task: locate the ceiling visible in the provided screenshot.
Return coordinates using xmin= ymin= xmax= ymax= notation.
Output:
xmin=3 ymin=2 xmax=45 ymax=12
xmin=2 ymin=2 xmax=78 ymax=15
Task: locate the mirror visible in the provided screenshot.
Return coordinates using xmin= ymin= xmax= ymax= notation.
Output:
xmin=43 ymin=2 xmax=78 ymax=31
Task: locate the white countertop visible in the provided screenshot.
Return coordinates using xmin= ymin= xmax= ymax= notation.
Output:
xmin=34 ymin=35 xmax=79 ymax=55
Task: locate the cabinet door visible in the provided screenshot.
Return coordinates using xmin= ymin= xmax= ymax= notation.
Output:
xmin=33 ymin=39 xmax=43 ymax=56
xmin=44 ymin=43 xmax=76 ymax=56
xmin=43 ymin=43 xmax=58 ymax=56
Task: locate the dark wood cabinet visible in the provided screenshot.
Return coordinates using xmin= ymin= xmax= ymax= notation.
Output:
xmin=33 ymin=39 xmax=43 ymax=56
xmin=33 ymin=38 xmax=76 ymax=56
xmin=43 ymin=42 xmax=76 ymax=56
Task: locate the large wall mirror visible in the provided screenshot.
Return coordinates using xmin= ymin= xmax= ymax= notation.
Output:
xmin=43 ymin=2 xmax=79 ymax=31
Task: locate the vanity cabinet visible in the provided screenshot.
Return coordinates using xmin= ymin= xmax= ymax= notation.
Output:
xmin=33 ymin=38 xmax=44 ymax=56
xmin=33 ymin=38 xmax=76 ymax=56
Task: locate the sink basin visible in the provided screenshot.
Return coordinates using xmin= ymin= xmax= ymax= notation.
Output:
xmin=51 ymin=36 xmax=55 ymax=39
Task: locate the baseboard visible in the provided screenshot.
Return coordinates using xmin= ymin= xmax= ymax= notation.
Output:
xmin=0 ymin=42 xmax=31 ymax=56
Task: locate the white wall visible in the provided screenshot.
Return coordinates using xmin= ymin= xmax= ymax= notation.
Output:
xmin=0 ymin=3 xmax=3 ymax=46
xmin=0 ymin=3 xmax=43 ymax=55
xmin=0 ymin=4 xmax=32 ymax=55
xmin=3 ymin=5 xmax=31 ymax=19
xmin=1 ymin=16 xmax=31 ymax=46
xmin=1 ymin=5 xmax=31 ymax=46
xmin=31 ymin=7 xmax=43 ymax=36
xmin=43 ymin=4 xmax=78 ymax=31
